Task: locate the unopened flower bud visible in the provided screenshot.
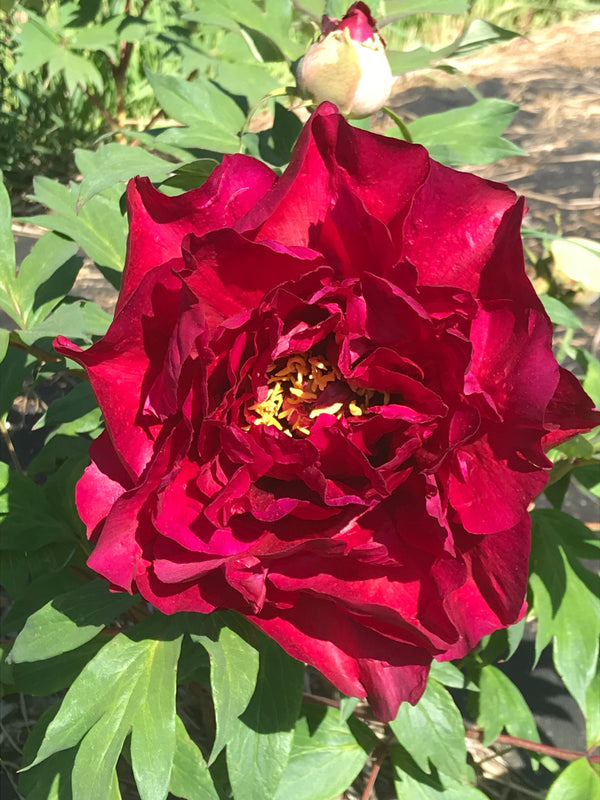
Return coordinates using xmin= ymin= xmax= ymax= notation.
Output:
xmin=296 ymin=2 xmax=393 ymax=119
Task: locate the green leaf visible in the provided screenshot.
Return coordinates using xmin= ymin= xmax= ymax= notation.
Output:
xmin=546 ymin=758 xmax=600 ymax=800
xmin=130 ymin=627 xmax=182 ymax=800
xmin=11 ymin=15 xmax=61 ymax=74
xmin=0 ymin=328 xmax=8 ymax=363
xmin=539 ymin=295 xmax=583 ymax=329
xmin=382 ymin=0 xmax=468 ymax=24
xmin=429 ymin=661 xmax=477 ymax=691
xmin=586 ymin=669 xmax=600 ymax=749
xmin=576 ymin=349 xmax=600 ymax=407
xmin=226 ymin=634 xmax=305 ymax=800
xmin=9 ymin=580 xmax=137 ymax=664
xmin=0 ymin=345 xmax=28 ymax=417
xmin=15 ymin=233 xmax=82 ymax=328
xmin=146 ymin=69 xmax=244 ymax=154
xmin=530 ymin=510 xmax=600 ymax=708
xmin=395 ymin=99 xmax=524 ymax=166
xmin=76 ymin=144 xmax=178 ymax=208
xmin=169 ymin=716 xmax=220 ymax=800
xmin=390 ymin=678 xmax=467 ymax=781
xmin=11 ymin=639 xmax=105 ymax=696
xmin=445 ymin=19 xmax=520 ymax=58
xmin=477 ymin=665 xmax=540 ymax=746
xmin=274 ymin=704 xmax=376 ymax=800
xmin=0 ymin=170 xmax=19 ymax=324
xmin=26 ymin=176 xmax=127 ymax=277
xmin=188 ymin=613 xmax=260 ymax=764
xmin=391 ymin=743 xmax=488 ymax=800
xmin=24 ymin=620 xmax=183 ymax=800
xmin=47 ymin=48 xmax=104 ymax=93
xmin=339 ymin=695 xmax=360 ymax=722
xmin=161 ymin=158 xmax=219 ymax=191
xmin=574 ymin=464 xmax=600 ymax=499
xmin=387 ymin=47 xmax=436 ymax=74
xmin=19 ymin=703 xmax=77 ymax=800
xmin=18 ymin=299 xmax=112 ymax=345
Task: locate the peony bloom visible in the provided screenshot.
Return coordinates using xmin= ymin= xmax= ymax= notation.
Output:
xmin=296 ymin=2 xmax=393 ymax=118
xmin=56 ymin=104 xmax=599 ymax=722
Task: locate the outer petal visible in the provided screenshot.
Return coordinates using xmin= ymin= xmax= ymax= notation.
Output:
xmin=119 ymin=155 xmax=277 ymax=312
xmin=251 ymin=595 xmax=430 ymax=721
xmin=55 ymin=264 xmax=182 ymax=477
xmin=542 ymin=367 xmax=600 ymax=448
xmin=238 ymin=102 xmax=430 ymax=248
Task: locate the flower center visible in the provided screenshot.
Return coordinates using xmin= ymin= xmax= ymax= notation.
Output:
xmin=246 ymin=353 xmax=388 ymax=436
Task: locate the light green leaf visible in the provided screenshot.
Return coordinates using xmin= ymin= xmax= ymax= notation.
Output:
xmin=382 ymin=0 xmax=468 ymax=24
xmin=8 ymin=580 xmax=137 ymax=664
xmin=24 ymin=622 xmax=183 ymax=800
xmin=429 ymin=661 xmax=477 ymax=690
xmin=169 ymin=716 xmax=220 ymax=800
xmin=445 ymin=19 xmax=521 ymax=58
xmin=530 ymin=510 xmax=600 ymax=709
xmin=76 ymin=144 xmax=178 ymax=208
xmin=18 ymin=703 xmax=76 ymax=800
xmin=0 ymin=170 xmax=19 ymax=324
xmin=11 ymin=15 xmax=61 ymax=74
xmin=539 ymin=295 xmax=583 ymax=329
xmin=17 ymin=300 xmax=112 ymax=346
xmin=586 ymin=669 xmax=600 ymax=749
xmin=47 ymin=48 xmax=104 ymax=93
xmin=394 ymin=99 xmax=524 ymax=166
xmin=477 ymin=665 xmax=539 ymax=746
xmin=391 ymin=743 xmax=488 ymax=799
xmin=546 ymin=758 xmax=600 ymax=800
xmin=339 ymin=695 xmax=360 ymax=722
xmin=274 ymin=705 xmax=376 ymax=800
xmin=14 ymin=233 xmax=81 ymax=328
xmin=146 ymin=69 xmax=244 ymax=154
xmin=26 ymin=176 xmax=127 ymax=278
xmin=390 ymin=678 xmax=467 ymax=780
xmin=189 ymin=613 xmax=260 ymax=764
xmin=227 ymin=635 xmax=305 ymax=800
xmin=0 ymin=328 xmax=9 ymax=363
xmin=130 ymin=629 xmax=181 ymax=800
xmin=387 ymin=47 xmax=435 ymax=74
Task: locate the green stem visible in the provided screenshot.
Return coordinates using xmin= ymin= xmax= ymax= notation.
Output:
xmin=381 ymin=106 xmax=413 ymax=142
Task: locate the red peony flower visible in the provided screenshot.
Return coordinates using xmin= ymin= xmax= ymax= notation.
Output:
xmin=55 ymin=104 xmax=599 ymax=721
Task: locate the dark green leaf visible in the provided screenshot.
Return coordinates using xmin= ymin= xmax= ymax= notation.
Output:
xmin=0 ymin=345 xmax=28 ymax=416
xmin=274 ymin=704 xmax=375 ymax=800
xmin=390 ymin=678 xmax=467 ymax=780
xmin=11 ymin=639 xmax=105 ymax=696
xmin=162 ymin=159 xmax=220 ymax=191
xmin=19 ymin=704 xmax=76 ymax=800
xmin=9 ymin=580 xmax=137 ymax=664
xmin=574 ymin=464 xmax=600 ymax=499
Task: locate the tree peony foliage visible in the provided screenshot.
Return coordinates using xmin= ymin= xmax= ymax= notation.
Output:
xmin=55 ymin=103 xmax=599 ymax=722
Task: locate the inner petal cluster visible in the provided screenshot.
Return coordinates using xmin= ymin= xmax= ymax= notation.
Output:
xmin=245 ymin=352 xmax=388 ymax=436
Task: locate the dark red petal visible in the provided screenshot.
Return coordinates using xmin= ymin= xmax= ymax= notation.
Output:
xmin=238 ymin=103 xmax=430 ymax=246
xmin=56 ymin=264 xmax=182 ymax=477
xmin=403 ymin=160 xmax=518 ymax=291
xmin=542 ymin=367 xmax=600 ymax=448
xmin=119 ymin=156 xmax=276 ymax=312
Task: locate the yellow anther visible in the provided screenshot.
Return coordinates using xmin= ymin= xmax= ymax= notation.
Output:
xmin=290 ymin=387 xmax=317 ymax=400
xmin=309 ymin=402 xmax=344 ymax=419
xmin=348 ymin=400 xmax=363 ymax=416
